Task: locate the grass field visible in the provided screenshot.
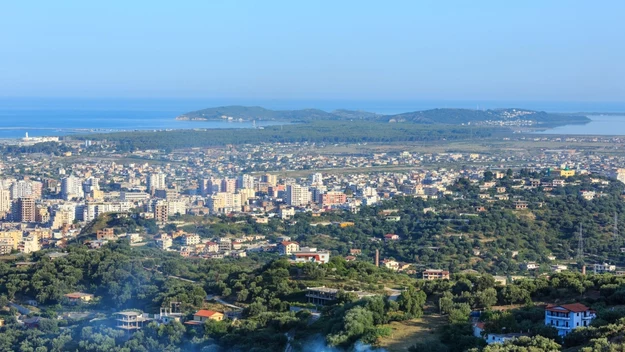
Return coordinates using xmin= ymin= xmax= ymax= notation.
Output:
xmin=376 ymin=313 xmax=446 ymax=352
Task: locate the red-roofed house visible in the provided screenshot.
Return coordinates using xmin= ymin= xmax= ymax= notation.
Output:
xmin=278 ymin=241 xmax=300 ymax=255
xmin=186 ymin=310 xmax=224 ymax=325
xmin=384 ymin=234 xmax=399 ymax=242
xmin=545 ymin=303 xmax=595 ymax=336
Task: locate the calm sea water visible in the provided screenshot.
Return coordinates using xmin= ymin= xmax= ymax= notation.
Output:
xmin=537 ymin=115 xmax=625 ymax=135
xmin=0 ymin=98 xmax=624 ymax=138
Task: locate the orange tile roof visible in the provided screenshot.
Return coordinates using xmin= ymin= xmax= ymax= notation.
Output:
xmin=194 ymin=310 xmax=221 ymax=318
xmin=546 ymin=303 xmax=590 ymax=313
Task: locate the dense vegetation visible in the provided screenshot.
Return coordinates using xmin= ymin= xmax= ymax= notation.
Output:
xmin=75 ymin=121 xmax=501 ymax=151
xmin=177 ymin=105 xmax=590 ymax=127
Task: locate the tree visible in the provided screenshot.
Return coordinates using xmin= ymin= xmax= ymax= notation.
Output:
xmin=439 ymin=291 xmax=454 ymax=315
xmin=484 ymin=171 xmax=494 ymax=182
xmin=327 ymin=306 xmax=375 ymax=347
xmin=473 ymin=335 xmax=560 ymax=351
xmin=476 ymin=288 xmax=498 ymax=309
xmin=397 ymin=286 xmax=427 ymax=319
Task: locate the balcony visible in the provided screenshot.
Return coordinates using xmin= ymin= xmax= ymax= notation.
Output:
xmin=545 ymin=314 xmax=570 ymax=320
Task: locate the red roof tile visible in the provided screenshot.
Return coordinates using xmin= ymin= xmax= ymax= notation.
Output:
xmin=194 ymin=310 xmax=221 ymax=318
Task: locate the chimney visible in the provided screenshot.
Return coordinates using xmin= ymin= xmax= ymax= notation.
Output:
xmin=582 ymin=265 xmax=586 ymax=275
xmin=375 ymin=249 xmax=379 ymax=267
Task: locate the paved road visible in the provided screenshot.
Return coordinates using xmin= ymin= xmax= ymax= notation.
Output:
xmin=144 ymin=267 xmax=197 ymax=283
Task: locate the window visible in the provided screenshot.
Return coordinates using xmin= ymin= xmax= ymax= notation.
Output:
xmin=577 ymin=322 xmax=579 ymax=326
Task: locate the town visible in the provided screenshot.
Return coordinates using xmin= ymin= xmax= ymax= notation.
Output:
xmin=1 ymin=133 xmax=625 ymax=351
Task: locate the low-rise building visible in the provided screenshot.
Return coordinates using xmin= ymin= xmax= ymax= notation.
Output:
xmin=64 ymin=292 xmax=95 ymax=304
xmin=278 ymin=241 xmax=299 ymax=255
xmin=186 ymin=310 xmax=224 ymax=325
xmin=422 ymin=269 xmax=450 ymax=280
xmin=545 ymin=303 xmax=595 ymax=336
xmin=593 ymin=263 xmax=616 ymax=274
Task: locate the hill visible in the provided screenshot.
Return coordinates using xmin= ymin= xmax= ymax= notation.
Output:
xmin=176 ymin=106 xmax=590 ymax=126
xmin=175 ymin=105 xmax=335 ymax=121
xmin=386 ymin=108 xmax=590 ymax=126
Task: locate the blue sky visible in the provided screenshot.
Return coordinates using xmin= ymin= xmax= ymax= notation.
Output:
xmin=1 ymin=0 xmax=624 ymax=101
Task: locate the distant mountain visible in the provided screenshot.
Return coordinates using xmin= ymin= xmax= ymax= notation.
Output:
xmin=176 ymin=106 xmax=590 ymax=126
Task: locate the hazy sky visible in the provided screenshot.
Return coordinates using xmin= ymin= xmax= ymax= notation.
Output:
xmin=2 ymin=0 xmax=624 ymax=101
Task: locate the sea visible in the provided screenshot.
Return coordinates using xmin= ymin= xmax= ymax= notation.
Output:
xmin=1 ymin=98 xmax=625 ymax=139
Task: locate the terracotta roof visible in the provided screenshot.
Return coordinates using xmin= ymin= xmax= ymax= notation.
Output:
xmin=281 ymin=241 xmax=298 ymax=246
xmin=546 ymin=303 xmax=590 ymax=313
xmin=194 ymin=310 xmax=222 ymax=318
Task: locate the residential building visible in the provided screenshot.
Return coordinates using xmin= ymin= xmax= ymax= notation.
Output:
xmin=156 ymin=235 xmax=172 ymax=250
xmin=183 ymin=234 xmax=200 ymax=246
xmin=187 ymin=310 xmax=224 ymax=324
xmin=61 ymin=175 xmax=84 ymax=200
xmin=204 ymin=242 xmax=219 ymax=253
xmin=293 ymin=250 xmax=330 ymax=264
xmin=19 ymin=236 xmax=40 ymax=254
xmin=220 ymin=178 xmax=237 ymax=193
xmin=560 ymin=169 xmax=576 ymax=178
xmin=64 ymin=292 xmax=95 ymax=304
xmin=147 ymin=173 xmax=166 ymax=193
xmin=154 ymin=203 xmax=168 ymax=223
xmin=545 ymin=303 xmax=595 ymax=336
xmin=285 ymin=184 xmax=311 ymax=206
xmin=593 ymin=263 xmax=616 ymax=274
xmin=278 ymin=241 xmax=299 ymax=255
xmin=237 ymin=174 xmax=255 ymax=190
xmin=0 ymin=189 xmax=11 ymax=215
xmin=320 ymin=191 xmax=347 ymax=206
xmin=12 ymin=197 xmax=36 ymax=222
xmin=384 ymin=233 xmax=400 ymax=241
xmin=96 ymin=228 xmax=115 ymax=240
xmin=422 ymin=269 xmax=450 ymax=280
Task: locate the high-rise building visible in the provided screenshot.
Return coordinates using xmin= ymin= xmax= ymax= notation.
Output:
xmin=12 ymin=197 xmax=36 ymax=222
xmin=147 ymin=173 xmax=166 ymax=192
xmin=82 ymin=177 xmax=100 ymax=194
xmin=154 ymin=203 xmax=169 ymax=223
xmin=61 ymin=175 xmax=84 ymax=200
xmin=285 ymin=185 xmax=311 ymax=206
xmin=10 ymin=180 xmax=42 ymax=199
xmin=199 ymin=178 xmax=211 ymax=196
xmin=0 ymin=189 xmax=10 ymax=216
xmin=311 ymin=173 xmax=323 ymax=186
xmin=220 ymin=178 xmax=237 ymax=193
xmin=262 ymin=174 xmax=277 ymax=187
xmin=237 ymin=174 xmax=255 ymax=190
